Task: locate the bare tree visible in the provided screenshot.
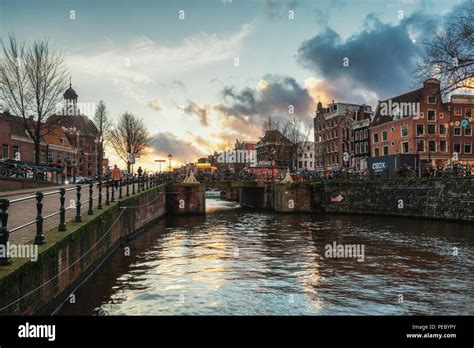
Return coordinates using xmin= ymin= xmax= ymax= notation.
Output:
xmin=109 ymin=112 xmax=152 ymax=173
xmin=0 ymin=35 xmax=68 ymax=165
xmin=415 ymin=1 xmax=473 ymax=96
xmin=93 ymin=100 xmax=112 ymax=178
xmin=282 ymin=116 xmax=312 ymax=169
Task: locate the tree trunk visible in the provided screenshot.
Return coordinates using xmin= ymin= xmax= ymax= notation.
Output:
xmin=127 ymin=161 xmax=131 ymax=173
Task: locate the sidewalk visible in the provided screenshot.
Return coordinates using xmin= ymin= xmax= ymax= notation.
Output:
xmin=0 ymin=184 xmax=76 ymax=199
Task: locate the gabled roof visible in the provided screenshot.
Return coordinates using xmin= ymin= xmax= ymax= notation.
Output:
xmin=370 ymin=88 xmax=423 ymax=127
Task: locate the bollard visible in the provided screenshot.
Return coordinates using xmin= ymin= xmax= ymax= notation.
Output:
xmin=111 ymin=180 xmax=116 ymax=202
xmin=0 ymin=199 xmax=11 ymax=265
xmin=75 ymin=185 xmax=82 ymax=222
xmin=138 ymin=176 xmax=141 ymax=193
xmin=88 ymin=182 xmax=94 ymax=215
xmin=105 ymin=180 xmax=110 ymax=205
xmin=58 ymin=188 xmax=67 ymax=231
xmin=97 ymin=181 xmax=103 ymax=209
xmin=119 ymin=179 xmax=123 ymax=199
xmin=126 ymin=177 xmax=130 ymax=197
xmin=34 ymin=192 xmax=46 ymax=244
xmin=132 ymin=176 xmax=136 ymax=194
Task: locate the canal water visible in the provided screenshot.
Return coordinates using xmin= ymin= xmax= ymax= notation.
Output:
xmin=58 ymin=199 xmax=474 ymax=315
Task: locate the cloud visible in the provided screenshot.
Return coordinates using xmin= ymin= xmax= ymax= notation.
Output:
xmin=65 ymin=24 xmax=252 ymax=101
xmin=146 ymin=98 xmax=162 ymax=112
xmin=182 ymin=101 xmax=211 ymax=127
xmin=151 ymin=132 xmax=204 ymax=163
xmin=217 ymin=74 xmax=315 ymax=124
xmin=297 ymin=11 xmax=439 ymax=100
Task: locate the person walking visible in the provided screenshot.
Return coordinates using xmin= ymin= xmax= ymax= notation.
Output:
xmin=112 ymin=164 xmax=122 ymax=189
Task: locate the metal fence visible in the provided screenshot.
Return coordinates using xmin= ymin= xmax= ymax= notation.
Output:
xmin=0 ymin=174 xmax=164 ymax=265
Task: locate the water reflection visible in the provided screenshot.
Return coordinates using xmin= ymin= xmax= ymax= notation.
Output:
xmin=58 ymin=199 xmax=474 ymax=315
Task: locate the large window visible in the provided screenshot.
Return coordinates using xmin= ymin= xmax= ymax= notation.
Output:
xmin=402 ymin=142 xmax=409 ymax=153
xmin=427 ymin=124 xmax=436 ymax=135
xmin=417 ymin=139 xmax=424 ymax=152
xmin=383 ymin=146 xmax=389 ymax=155
xmin=401 ymin=125 xmax=408 ymax=137
xmin=373 ymin=132 xmax=379 ymax=143
xmin=467 ymin=109 xmax=472 ymax=118
xmin=355 ymin=143 xmax=359 ymax=154
xmin=374 ymin=148 xmax=380 ymax=157
xmin=364 ymin=142 xmax=368 ymax=153
xmin=428 ymin=140 xmax=436 ymax=152
xmin=440 ymin=124 xmax=447 ymax=136
xmin=464 ymin=143 xmax=472 ymax=154
xmin=382 ymin=130 xmax=388 ymax=141
xmin=428 ymin=96 xmax=436 ymax=104
xmin=454 ymin=143 xmax=461 ymax=154
xmin=427 ymin=110 xmax=436 ymax=121
xmin=454 ymin=127 xmax=461 ymax=136
xmin=416 ymin=124 xmax=424 ymax=136
xmin=1 ymin=144 xmax=8 ymax=159
xmin=440 ymin=140 xmax=447 ymax=152
xmin=465 ymin=125 xmax=472 ymax=136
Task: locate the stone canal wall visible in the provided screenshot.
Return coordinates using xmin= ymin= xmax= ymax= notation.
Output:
xmin=319 ymin=178 xmax=474 ymax=222
xmin=0 ymin=184 xmax=168 ymax=315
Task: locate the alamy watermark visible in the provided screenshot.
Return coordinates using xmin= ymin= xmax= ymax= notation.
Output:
xmin=217 ymin=150 xmax=257 ymax=164
xmin=0 ymin=242 xmax=38 ymax=261
xmin=379 ymin=100 xmax=421 ymax=119
xmin=324 ymin=241 xmax=365 ymax=262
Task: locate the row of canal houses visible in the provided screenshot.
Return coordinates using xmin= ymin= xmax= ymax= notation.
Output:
xmin=314 ymin=78 xmax=474 ymax=171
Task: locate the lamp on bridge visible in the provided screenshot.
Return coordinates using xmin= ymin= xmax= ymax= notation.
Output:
xmin=168 ymin=153 xmax=173 ymax=172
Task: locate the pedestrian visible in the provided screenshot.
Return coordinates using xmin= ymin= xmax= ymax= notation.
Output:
xmin=137 ymin=166 xmax=143 ymax=177
xmin=112 ymin=164 xmax=122 ymax=189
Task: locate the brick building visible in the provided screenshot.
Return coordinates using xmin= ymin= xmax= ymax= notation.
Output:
xmin=47 ymin=84 xmax=102 ymax=178
xmin=314 ymin=101 xmax=371 ymax=170
xmin=369 ymin=79 xmax=474 ymax=169
xmin=255 ymin=129 xmax=293 ymax=169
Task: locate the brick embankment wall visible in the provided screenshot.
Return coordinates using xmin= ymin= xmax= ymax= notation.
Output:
xmin=0 ymin=184 xmax=166 ymax=315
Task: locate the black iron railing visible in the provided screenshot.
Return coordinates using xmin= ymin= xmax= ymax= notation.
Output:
xmin=0 ymin=174 xmax=164 ymax=265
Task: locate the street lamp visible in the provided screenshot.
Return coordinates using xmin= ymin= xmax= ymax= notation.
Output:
xmin=168 ymin=153 xmax=172 ymax=172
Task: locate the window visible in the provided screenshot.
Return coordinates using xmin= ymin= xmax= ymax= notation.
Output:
xmin=427 ymin=110 xmax=436 ymax=121
xmin=383 ymin=146 xmax=389 ymax=156
xmin=465 ymin=125 xmax=472 ymax=136
xmin=464 ymin=143 xmax=472 ymax=154
xmin=355 ymin=143 xmax=359 ymax=154
xmin=382 ymin=131 xmax=388 ymax=141
xmin=440 ymin=113 xmax=444 ymax=119
xmin=390 ymin=127 xmax=395 ymax=132
xmin=467 ymin=109 xmax=472 ymax=118
xmin=401 ymin=125 xmax=408 ymax=137
xmin=417 ymin=140 xmax=424 ymax=152
xmin=402 ymin=142 xmax=409 ymax=153
xmin=364 ymin=129 xmax=368 ymax=139
xmin=428 ymin=96 xmax=436 ymax=104
xmin=454 ymin=143 xmax=461 ymax=154
xmin=454 ymin=127 xmax=461 ymax=136
xmin=429 ymin=140 xmax=436 ymax=152
xmin=355 ymin=131 xmax=359 ymax=140
xmin=1 ymin=144 xmax=8 ymax=159
xmin=13 ymin=146 xmax=19 ymax=160
xmin=373 ymin=132 xmax=379 ymax=143
xmin=374 ymin=148 xmax=380 ymax=157
xmin=364 ymin=142 xmax=368 ymax=153
xmin=416 ymin=124 xmax=424 ymax=136
xmin=427 ymin=124 xmax=436 ymax=135
xmin=454 ymin=108 xmax=462 ymax=116
xmin=391 ymin=141 xmax=395 ymax=146
xmin=420 ymin=112 xmax=424 ymax=118
xmin=440 ymin=140 xmax=447 ymax=152
xmin=440 ymin=124 xmax=447 ymax=136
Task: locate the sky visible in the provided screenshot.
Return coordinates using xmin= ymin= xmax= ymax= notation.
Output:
xmin=0 ymin=0 xmax=468 ymax=170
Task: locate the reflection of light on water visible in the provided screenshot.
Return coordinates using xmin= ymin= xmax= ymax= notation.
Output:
xmin=206 ymin=198 xmax=240 ymax=212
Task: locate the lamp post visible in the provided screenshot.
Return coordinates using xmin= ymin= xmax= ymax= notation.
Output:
xmin=168 ymin=153 xmax=172 ymax=172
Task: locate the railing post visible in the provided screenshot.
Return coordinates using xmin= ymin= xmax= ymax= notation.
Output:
xmin=126 ymin=177 xmax=130 ymax=197
xmin=119 ymin=179 xmax=123 ymax=199
xmin=34 ymin=192 xmax=46 ymax=244
xmin=105 ymin=180 xmax=110 ymax=205
xmin=58 ymin=188 xmax=67 ymax=231
xmin=132 ymin=176 xmax=136 ymax=195
xmin=88 ymin=182 xmax=94 ymax=215
xmin=138 ymin=176 xmax=141 ymax=193
xmin=0 ymin=199 xmax=11 ymax=265
xmin=111 ymin=180 xmax=116 ymax=202
xmin=75 ymin=185 xmax=82 ymax=222
xmin=97 ymin=181 xmax=103 ymax=209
